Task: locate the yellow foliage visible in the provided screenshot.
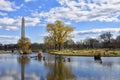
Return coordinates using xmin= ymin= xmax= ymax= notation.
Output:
xmin=17 ymin=37 xmax=31 ymax=51
xmin=45 ymin=20 xmax=74 ymax=50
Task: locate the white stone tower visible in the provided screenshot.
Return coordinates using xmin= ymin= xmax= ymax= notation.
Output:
xmin=21 ymin=17 xmax=25 ymax=38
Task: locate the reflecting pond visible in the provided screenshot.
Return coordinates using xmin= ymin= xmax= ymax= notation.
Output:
xmin=0 ymin=53 xmax=120 ymax=80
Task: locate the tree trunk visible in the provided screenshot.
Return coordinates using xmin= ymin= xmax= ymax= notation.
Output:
xmin=58 ymin=42 xmax=62 ymax=51
xmin=54 ymin=44 xmax=57 ymax=50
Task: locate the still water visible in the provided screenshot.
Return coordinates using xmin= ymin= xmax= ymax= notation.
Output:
xmin=0 ymin=53 xmax=120 ymax=80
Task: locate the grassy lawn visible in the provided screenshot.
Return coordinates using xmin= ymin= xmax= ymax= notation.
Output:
xmin=49 ymin=49 xmax=120 ymax=56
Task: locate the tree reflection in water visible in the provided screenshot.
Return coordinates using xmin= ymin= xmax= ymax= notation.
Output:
xmin=45 ymin=55 xmax=75 ymax=80
xmin=17 ymin=56 xmax=30 ymax=80
xmin=37 ymin=56 xmax=42 ymax=62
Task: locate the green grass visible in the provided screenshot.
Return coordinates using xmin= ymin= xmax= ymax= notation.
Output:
xmin=49 ymin=49 xmax=120 ymax=56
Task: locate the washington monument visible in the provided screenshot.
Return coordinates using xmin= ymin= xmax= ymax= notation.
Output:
xmin=21 ymin=17 xmax=25 ymax=38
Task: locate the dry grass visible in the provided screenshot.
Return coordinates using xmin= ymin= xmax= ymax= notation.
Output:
xmin=49 ymin=49 xmax=120 ymax=56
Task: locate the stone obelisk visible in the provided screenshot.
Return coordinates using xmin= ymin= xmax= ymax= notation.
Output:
xmin=21 ymin=17 xmax=25 ymax=39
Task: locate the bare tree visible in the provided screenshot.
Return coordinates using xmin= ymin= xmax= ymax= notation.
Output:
xmin=84 ymin=38 xmax=99 ymax=48
xmin=99 ymin=32 xmax=112 ymax=48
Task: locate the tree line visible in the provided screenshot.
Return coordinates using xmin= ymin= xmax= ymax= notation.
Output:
xmin=43 ymin=32 xmax=120 ymax=50
xmin=0 ymin=32 xmax=120 ymax=51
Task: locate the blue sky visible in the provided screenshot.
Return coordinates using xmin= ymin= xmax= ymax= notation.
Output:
xmin=0 ymin=0 xmax=120 ymax=44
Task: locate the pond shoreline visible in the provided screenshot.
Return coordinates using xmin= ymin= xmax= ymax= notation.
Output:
xmin=1 ymin=49 xmax=120 ymax=57
xmin=48 ymin=49 xmax=120 ymax=57
xmin=0 ymin=51 xmax=14 ymax=54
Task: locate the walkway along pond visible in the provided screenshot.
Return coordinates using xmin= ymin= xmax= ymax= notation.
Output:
xmin=0 ymin=52 xmax=120 ymax=80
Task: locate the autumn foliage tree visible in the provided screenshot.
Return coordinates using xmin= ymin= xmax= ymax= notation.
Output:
xmin=45 ymin=20 xmax=74 ymax=50
xmin=17 ymin=37 xmax=31 ymax=54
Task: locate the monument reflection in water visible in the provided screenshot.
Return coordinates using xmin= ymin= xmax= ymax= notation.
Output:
xmin=17 ymin=56 xmax=30 ymax=80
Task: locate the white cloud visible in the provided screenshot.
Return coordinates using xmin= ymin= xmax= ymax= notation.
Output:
xmin=25 ymin=17 xmax=40 ymax=26
xmin=0 ymin=12 xmax=7 ymax=16
xmin=0 ymin=35 xmax=19 ymax=44
xmin=0 ymin=35 xmax=19 ymax=39
xmin=0 ymin=40 xmax=18 ymax=44
xmin=6 ymin=26 xmax=19 ymax=31
xmin=0 ymin=17 xmax=17 ymax=25
xmin=0 ymin=17 xmax=20 ymax=30
xmin=71 ymin=28 xmax=120 ymax=42
xmin=73 ymin=28 xmax=120 ymax=35
xmin=39 ymin=33 xmax=49 ymax=37
xmin=0 ymin=0 xmax=22 ymax=11
xmin=0 ymin=26 xmax=2 ymax=29
xmin=0 ymin=16 xmax=41 ymax=31
xmin=25 ymin=0 xmax=36 ymax=2
xmin=32 ymin=0 xmax=120 ymax=22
